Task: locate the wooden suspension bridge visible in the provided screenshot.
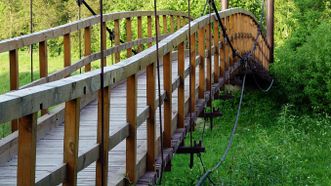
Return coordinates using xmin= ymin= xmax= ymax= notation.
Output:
xmin=0 ymin=1 xmax=274 ymax=185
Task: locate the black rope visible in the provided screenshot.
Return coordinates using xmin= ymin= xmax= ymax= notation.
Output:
xmin=99 ymin=0 xmax=106 ymax=185
xmin=30 ymin=0 xmax=33 ymax=82
xmin=153 ymin=0 xmax=165 ymax=184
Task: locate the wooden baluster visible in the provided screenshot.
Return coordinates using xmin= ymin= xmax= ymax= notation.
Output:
xmin=190 ymin=33 xmax=196 ymax=116
xmin=84 ymin=26 xmax=92 ymax=71
xmin=163 ymin=52 xmax=172 ymax=149
xmin=198 ymin=27 xmax=205 ymax=99
xmin=126 ymin=74 xmax=137 ymax=183
xmin=163 ymin=15 xmax=167 ymax=34
xmin=222 ymin=17 xmax=229 ymax=78
xmin=64 ymin=34 xmax=71 ymax=68
xmin=177 ymin=16 xmax=181 ymax=31
xmin=9 ymin=49 xmax=19 ymax=132
xmin=228 ymin=16 xmax=233 ymax=67
xmin=220 ymin=18 xmax=225 ymax=77
xmin=17 ymin=113 xmax=37 ymax=186
xmin=114 ymin=19 xmax=120 ymax=63
xmin=206 ymin=23 xmax=211 ymax=91
xmin=126 ymin=18 xmax=132 ymax=58
xmin=146 ymin=61 xmax=156 ymax=171
xmin=39 ymin=41 xmax=48 ymax=115
xmin=96 ymin=87 xmax=110 ymax=186
xmin=170 ymin=15 xmax=174 ymax=33
xmin=214 ymin=18 xmax=220 ymax=82
xmin=178 ymin=42 xmax=185 ymax=129
xmin=63 ymin=98 xmax=80 ymax=186
xmin=147 ymin=16 xmax=153 ymax=48
xmin=137 ymin=16 xmax=143 ymax=52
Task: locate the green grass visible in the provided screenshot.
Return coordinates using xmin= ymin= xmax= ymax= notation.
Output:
xmin=162 ymin=89 xmax=331 ymax=185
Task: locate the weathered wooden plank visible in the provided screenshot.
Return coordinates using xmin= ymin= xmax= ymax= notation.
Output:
xmin=206 ymin=23 xmax=212 ymax=91
xmin=126 ymin=74 xmax=137 ymax=183
xmin=39 ymin=41 xmax=49 ymax=115
xmin=190 ymin=33 xmax=196 ymax=114
xmin=63 ymin=98 xmax=80 ymax=186
xmin=163 ymin=15 xmax=168 ymax=34
xmin=17 ymin=113 xmax=37 ymax=186
xmin=213 ymin=18 xmax=220 ymax=81
xmin=147 ymin=16 xmax=153 ymax=48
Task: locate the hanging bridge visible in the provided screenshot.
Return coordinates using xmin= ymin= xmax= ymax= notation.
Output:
xmin=0 ymin=2 xmax=274 ymax=185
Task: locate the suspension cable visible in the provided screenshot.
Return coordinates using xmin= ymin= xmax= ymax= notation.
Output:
xmin=30 ymin=0 xmax=33 ymax=82
xmin=99 ymin=0 xmax=106 ymax=185
xmin=153 ymin=0 xmax=165 ymax=184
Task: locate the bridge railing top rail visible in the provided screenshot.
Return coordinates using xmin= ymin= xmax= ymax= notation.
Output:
xmin=0 ymin=10 xmax=189 ymax=53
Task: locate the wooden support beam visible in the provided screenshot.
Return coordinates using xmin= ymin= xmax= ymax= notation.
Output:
xmin=213 ymin=19 xmax=220 ymax=82
xmin=177 ymin=42 xmax=185 ymax=129
xmin=9 ymin=49 xmax=19 ymax=132
xmin=163 ymin=52 xmax=172 ymax=148
xmin=126 ymin=74 xmax=137 ymax=183
xmin=114 ymin=19 xmax=120 ymax=63
xmin=198 ymin=27 xmax=205 ymax=99
xmin=84 ymin=27 xmax=92 ymax=72
xmin=17 ymin=113 xmax=37 ymax=186
xmin=39 ymin=41 xmax=48 ymax=115
xmin=147 ymin=16 xmax=153 ymax=48
xmin=146 ymin=62 xmax=156 ymax=171
xmin=137 ymin=16 xmax=143 ymax=52
xmin=63 ymin=98 xmax=80 ymax=186
xmin=190 ymin=33 xmax=196 ymax=113
xmin=64 ymin=34 xmax=71 ymax=68
xmin=126 ymin=18 xmax=132 ymax=58
xmin=96 ymin=87 xmax=110 ymax=186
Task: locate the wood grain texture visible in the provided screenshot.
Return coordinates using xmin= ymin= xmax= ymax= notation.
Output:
xmin=198 ymin=27 xmax=205 ymax=99
xmin=9 ymin=49 xmax=19 ymax=132
xmin=163 ymin=52 xmax=172 ymax=148
xmin=84 ymin=27 xmax=92 ymax=72
xmin=177 ymin=42 xmax=185 ymax=129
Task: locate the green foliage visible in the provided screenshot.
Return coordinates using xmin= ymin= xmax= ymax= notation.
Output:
xmin=163 ymin=91 xmax=331 ymax=185
xmin=272 ymin=0 xmax=331 ymax=112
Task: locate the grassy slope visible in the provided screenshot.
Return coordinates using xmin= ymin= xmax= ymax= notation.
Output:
xmin=162 ymin=90 xmax=331 ymax=185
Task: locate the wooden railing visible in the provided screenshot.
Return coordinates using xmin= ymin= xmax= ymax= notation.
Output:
xmin=0 ymin=8 xmax=270 ymax=185
xmin=0 ymin=10 xmax=189 ymax=132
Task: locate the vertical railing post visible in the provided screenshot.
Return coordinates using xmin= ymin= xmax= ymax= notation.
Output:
xmin=222 ymin=0 xmax=228 ymax=10
xmin=206 ymin=23 xmax=212 ymax=92
xmin=126 ymin=74 xmax=137 ymax=183
xmin=213 ymin=18 xmax=220 ymax=82
xmin=84 ymin=26 xmax=92 ymax=71
xmin=137 ymin=16 xmax=143 ymax=52
xmin=114 ymin=19 xmax=120 ymax=63
xmin=96 ymin=21 xmax=109 ymax=186
xmin=267 ymin=0 xmax=275 ymax=63
xmin=177 ymin=16 xmax=181 ymax=31
xmin=146 ymin=62 xmax=156 ymax=171
xmin=39 ymin=41 xmax=48 ymax=115
xmin=17 ymin=113 xmax=37 ymax=186
xmin=190 ymin=33 xmax=196 ymax=117
xmin=64 ymin=34 xmax=71 ymax=68
xmin=170 ymin=15 xmax=174 ymax=33
xmin=126 ymin=18 xmax=132 ymax=58
xmin=198 ymin=27 xmax=205 ymax=99
xmin=163 ymin=15 xmax=167 ymax=34
xmin=96 ymin=86 xmax=110 ymax=186
xmin=163 ymin=52 xmax=172 ymax=148
xmin=220 ymin=18 xmax=225 ymax=78
xmin=178 ymin=42 xmax=185 ymax=129
xmin=147 ymin=16 xmax=153 ymax=48
xmin=63 ymin=98 xmax=80 ymax=186
xmin=9 ymin=49 xmax=19 ymax=132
